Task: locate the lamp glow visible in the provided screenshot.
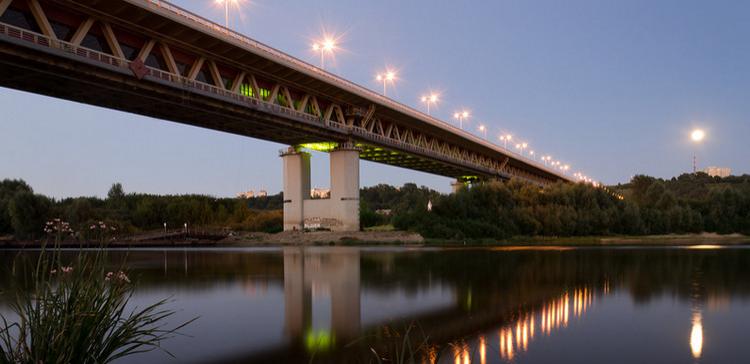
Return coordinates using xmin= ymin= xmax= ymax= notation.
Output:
xmin=691 ymin=129 xmax=705 ymax=142
xmin=311 ymin=36 xmax=338 ymax=69
xmin=376 ymin=70 xmax=397 ymax=96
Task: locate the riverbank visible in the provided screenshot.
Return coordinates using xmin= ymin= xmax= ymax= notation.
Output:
xmin=3 ymin=231 xmax=749 ymax=248
xmin=220 ymin=231 xmax=750 ymax=247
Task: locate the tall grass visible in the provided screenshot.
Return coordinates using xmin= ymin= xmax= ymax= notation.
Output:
xmin=0 ymin=229 xmax=194 ymax=363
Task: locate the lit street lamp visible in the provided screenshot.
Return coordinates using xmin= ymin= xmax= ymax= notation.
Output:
xmin=478 ymin=124 xmax=487 ymax=139
xmin=499 ymin=134 xmax=512 ymax=149
xmin=312 ymin=37 xmax=337 ymax=69
xmin=420 ymin=93 xmax=439 ymax=115
xmin=215 ymin=0 xmax=241 ymax=28
xmin=516 ymin=142 xmax=528 ymax=155
xmin=690 ymin=128 xmax=705 ymax=173
xmin=376 ymin=70 xmax=397 ymax=96
xmin=453 ymin=110 xmax=470 ymax=129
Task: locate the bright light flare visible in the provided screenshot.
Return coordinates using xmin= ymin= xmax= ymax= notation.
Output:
xmin=691 ymin=129 xmax=705 ymax=142
xmin=310 ymin=30 xmax=345 ymax=69
xmin=214 ymin=0 xmax=245 ymax=28
xmin=376 ymin=70 xmax=397 ymax=82
xmin=420 ymin=93 xmax=440 ymax=115
xmin=421 ymin=93 xmax=439 ymax=103
xmin=376 ymin=69 xmax=398 ymax=95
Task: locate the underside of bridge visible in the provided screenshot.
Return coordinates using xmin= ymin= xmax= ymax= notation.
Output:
xmin=0 ymin=0 xmax=573 ymax=231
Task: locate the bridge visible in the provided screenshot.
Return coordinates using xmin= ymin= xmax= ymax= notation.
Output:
xmin=0 ymin=0 xmax=573 ymax=232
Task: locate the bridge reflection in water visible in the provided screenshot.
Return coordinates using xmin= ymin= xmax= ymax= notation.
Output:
xmin=276 ymin=247 xmax=609 ymax=363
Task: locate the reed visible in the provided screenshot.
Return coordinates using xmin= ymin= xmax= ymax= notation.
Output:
xmin=0 ymin=227 xmax=194 ymax=363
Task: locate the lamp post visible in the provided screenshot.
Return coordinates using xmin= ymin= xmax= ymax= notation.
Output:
xmin=478 ymin=124 xmax=487 ymax=139
xmin=499 ymin=134 xmax=512 ymax=149
xmin=215 ymin=0 xmax=239 ymax=28
xmin=453 ymin=110 xmax=470 ymax=130
xmin=376 ymin=70 xmax=396 ymax=96
xmin=516 ymin=142 xmax=528 ymax=156
xmin=312 ymin=37 xmax=337 ymax=70
xmin=690 ymin=129 xmax=705 ymax=173
xmin=420 ymin=93 xmax=439 ymax=115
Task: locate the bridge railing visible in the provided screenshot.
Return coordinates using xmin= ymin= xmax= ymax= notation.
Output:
xmin=0 ymin=21 xmax=541 ymax=183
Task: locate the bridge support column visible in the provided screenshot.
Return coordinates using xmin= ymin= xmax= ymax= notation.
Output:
xmin=329 ymin=145 xmax=360 ymax=232
xmin=282 ymin=148 xmax=310 ymax=231
xmin=451 ymin=180 xmax=464 ymax=193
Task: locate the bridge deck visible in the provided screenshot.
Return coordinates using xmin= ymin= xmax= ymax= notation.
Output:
xmin=0 ymin=0 xmax=572 ymax=184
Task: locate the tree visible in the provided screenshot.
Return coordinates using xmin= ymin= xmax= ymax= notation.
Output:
xmin=8 ymin=191 xmax=50 ymax=239
xmin=0 ymin=179 xmax=33 ymax=234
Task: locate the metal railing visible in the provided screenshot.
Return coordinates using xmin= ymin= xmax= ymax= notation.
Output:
xmin=0 ymin=21 xmax=543 ymax=183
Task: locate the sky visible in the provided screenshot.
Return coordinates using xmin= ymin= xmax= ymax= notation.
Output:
xmin=1 ymin=0 xmax=748 ymax=198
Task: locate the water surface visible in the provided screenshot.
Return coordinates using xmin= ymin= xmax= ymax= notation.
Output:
xmin=1 ymin=245 xmax=749 ymax=363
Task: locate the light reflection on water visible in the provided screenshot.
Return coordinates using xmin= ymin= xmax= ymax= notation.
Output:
xmin=0 ymin=245 xmax=749 ymax=363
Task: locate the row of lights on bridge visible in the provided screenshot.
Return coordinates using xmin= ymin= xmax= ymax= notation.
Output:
xmin=213 ymin=0 xmax=605 ymax=189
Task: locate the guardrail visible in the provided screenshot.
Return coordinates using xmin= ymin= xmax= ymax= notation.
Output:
xmin=0 ymin=21 xmax=543 ymax=183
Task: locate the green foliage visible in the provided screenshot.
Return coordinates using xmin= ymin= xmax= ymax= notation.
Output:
xmin=0 ymin=179 xmax=285 ymax=240
xmin=0 ymin=180 xmax=33 ymax=235
xmin=382 ymin=173 xmax=750 ymax=240
xmin=0 ymin=248 xmax=193 ymax=363
xmin=8 ymin=192 xmax=50 ymax=240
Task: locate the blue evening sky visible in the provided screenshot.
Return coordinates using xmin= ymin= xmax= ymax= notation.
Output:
xmin=1 ymin=0 xmax=748 ymax=198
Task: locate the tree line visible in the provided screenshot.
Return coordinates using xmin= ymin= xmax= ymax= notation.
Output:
xmin=2 ymin=172 xmax=749 ymax=241
xmin=364 ymin=173 xmax=750 ymax=240
xmin=0 ymin=180 xmax=284 ymax=240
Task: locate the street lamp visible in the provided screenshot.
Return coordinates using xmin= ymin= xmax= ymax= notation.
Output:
xmin=311 ymin=37 xmax=337 ymax=69
xmin=420 ymin=93 xmax=439 ymax=115
xmin=215 ymin=0 xmax=241 ymax=28
xmin=376 ymin=70 xmax=397 ymax=96
xmin=690 ymin=128 xmax=705 ymax=173
xmin=529 ymin=150 xmax=535 ymax=160
xmin=516 ymin=142 xmax=528 ymax=155
xmin=478 ymin=124 xmax=487 ymax=139
xmin=499 ymin=134 xmax=512 ymax=149
xmin=453 ymin=110 xmax=470 ymax=129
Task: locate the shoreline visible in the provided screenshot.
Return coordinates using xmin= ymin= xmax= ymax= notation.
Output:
xmin=2 ymin=231 xmax=749 ymax=249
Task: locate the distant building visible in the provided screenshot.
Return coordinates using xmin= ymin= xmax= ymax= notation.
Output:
xmin=311 ymin=188 xmax=331 ymax=199
xmin=237 ymin=190 xmax=254 ymax=199
xmin=703 ymin=167 xmax=731 ymax=178
xmin=237 ymin=189 xmax=268 ymax=198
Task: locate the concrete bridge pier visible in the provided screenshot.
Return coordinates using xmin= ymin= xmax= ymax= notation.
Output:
xmin=281 ymin=144 xmax=360 ymax=232
xmin=281 ymin=148 xmax=311 ymax=231
xmin=451 ymin=180 xmax=465 ymax=193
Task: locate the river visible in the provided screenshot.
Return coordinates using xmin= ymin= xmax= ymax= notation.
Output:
xmin=1 ymin=245 xmax=749 ymax=363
